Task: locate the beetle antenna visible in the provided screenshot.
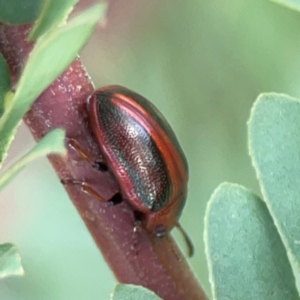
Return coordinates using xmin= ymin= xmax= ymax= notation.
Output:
xmin=175 ymin=222 xmax=194 ymax=257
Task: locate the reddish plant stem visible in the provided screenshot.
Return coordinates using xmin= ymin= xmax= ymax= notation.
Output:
xmin=0 ymin=22 xmax=207 ymax=300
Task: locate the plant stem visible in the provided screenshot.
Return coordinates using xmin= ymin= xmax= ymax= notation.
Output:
xmin=0 ymin=21 xmax=207 ymax=300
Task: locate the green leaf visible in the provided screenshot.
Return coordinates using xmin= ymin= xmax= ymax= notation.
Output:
xmin=0 ymin=243 xmax=24 ymax=279
xmin=111 ymin=284 xmax=162 ymax=300
xmin=0 ymin=128 xmax=65 ymax=191
xmin=271 ymin=0 xmax=300 ymax=12
xmin=29 ymin=0 xmax=79 ymax=40
xmin=249 ymin=93 xmax=300 ymax=271
xmin=204 ymin=183 xmax=299 ymax=300
xmin=0 ymin=3 xmax=106 ymax=166
xmin=0 ymin=53 xmax=11 ymax=116
xmin=0 ymin=0 xmax=43 ymax=24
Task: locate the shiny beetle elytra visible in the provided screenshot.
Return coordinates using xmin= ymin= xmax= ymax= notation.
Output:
xmin=65 ymin=85 xmax=193 ymax=256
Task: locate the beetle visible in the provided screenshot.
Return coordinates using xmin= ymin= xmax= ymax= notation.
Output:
xmin=65 ymin=85 xmax=193 ymax=256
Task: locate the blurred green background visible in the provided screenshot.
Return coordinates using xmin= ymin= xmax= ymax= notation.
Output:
xmin=1 ymin=0 xmax=300 ymax=299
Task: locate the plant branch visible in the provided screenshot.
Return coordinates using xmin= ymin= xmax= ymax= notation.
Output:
xmin=0 ymin=21 xmax=207 ymax=300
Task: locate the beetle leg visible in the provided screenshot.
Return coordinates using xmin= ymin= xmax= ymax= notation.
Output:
xmin=91 ymin=161 xmax=108 ymax=171
xmin=175 ymin=222 xmax=194 ymax=257
xmin=132 ymin=211 xmax=143 ymax=255
xmin=61 ymin=179 xmax=106 ymax=202
xmin=66 ymin=138 xmax=108 ymax=171
xmin=67 ymin=138 xmax=93 ymax=162
xmin=133 ymin=211 xmax=143 ymax=232
xmin=61 ymin=179 xmax=124 ymax=207
xmin=107 ymin=193 xmax=123 ymax=206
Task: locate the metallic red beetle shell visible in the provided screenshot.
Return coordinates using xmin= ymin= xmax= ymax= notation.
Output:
xmin=88 ymin=85 xmax=188 ymax=235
